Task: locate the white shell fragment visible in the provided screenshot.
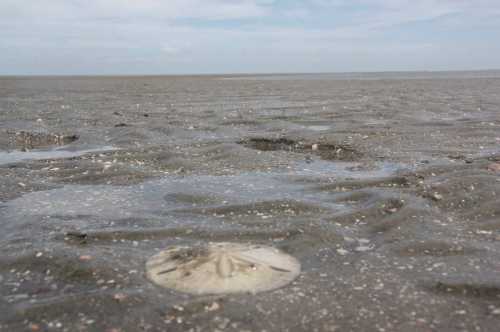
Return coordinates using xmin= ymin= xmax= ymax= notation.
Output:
xmin=146 ymin=242 xmax=301 ymax=295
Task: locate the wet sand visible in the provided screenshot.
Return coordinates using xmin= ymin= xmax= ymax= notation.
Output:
xmin=1 ymin=72 xmax=500 ymax=331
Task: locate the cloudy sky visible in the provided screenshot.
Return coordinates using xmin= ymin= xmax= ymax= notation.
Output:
xmin=1 ymin=0 xmax=500 ymax=75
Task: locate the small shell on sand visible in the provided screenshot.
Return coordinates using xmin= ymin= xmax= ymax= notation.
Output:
xmin=487 ymin=162 xmax=500 ymax=172
xmin=146 ymin=242 xmax=301 ymax=295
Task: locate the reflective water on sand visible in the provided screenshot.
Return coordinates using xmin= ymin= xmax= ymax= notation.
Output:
xmin=0 ymin=145 xmax=117 ymax=165
xmin=0 ymin=160 xmax=404 ymax=247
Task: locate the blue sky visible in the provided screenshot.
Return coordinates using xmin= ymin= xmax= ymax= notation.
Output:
xmin=1 ymin=0 xmax=500 ymax=75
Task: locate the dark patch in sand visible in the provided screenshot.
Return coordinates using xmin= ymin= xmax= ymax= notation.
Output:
xmin=428 ymin=282 xmax=500 ymax=300
xmin=239 ymin=137 xmax=362 ymax=161
xmin=12 ymin=131 xmax=78 ymax=150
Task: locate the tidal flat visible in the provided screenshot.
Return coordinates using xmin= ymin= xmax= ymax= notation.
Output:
xmin=1 ymin=72 xmax=500 ymax=331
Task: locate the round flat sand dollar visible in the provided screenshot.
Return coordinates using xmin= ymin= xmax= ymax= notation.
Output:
xmin=146 ymin=242 xmax=301 ymax=295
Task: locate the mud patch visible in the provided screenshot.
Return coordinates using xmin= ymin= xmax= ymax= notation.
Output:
xmin=428 ymin=281 xmax=500 ymax=300
xmin=239 ymin=137 xmax=362 ymax=161
xmin=11 ymin=131 xmax=79 ymax=150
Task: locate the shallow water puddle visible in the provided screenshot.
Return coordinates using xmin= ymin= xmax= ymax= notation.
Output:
xmin=0 ymin=161 xmax=405 ymax=244
xmin=290 ymin=160 xmax=407 ymax=179
xmin=0 ymin=145 xmax=117 ymax=165
xmin=1 ymin=173 xmax=339 ymax=223
xmin=304 ymin=125 xmax=331 ymax=131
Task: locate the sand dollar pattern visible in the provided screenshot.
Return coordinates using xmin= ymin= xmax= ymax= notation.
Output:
xmin=146 ymin=242 xmax=301 ymax=295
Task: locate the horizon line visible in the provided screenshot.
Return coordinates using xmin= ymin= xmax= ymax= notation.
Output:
xmin=1 ymin=68 xmax=500 ymax=79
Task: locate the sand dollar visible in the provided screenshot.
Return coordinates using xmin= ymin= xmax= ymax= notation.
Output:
xmin=146 ymin=242 xmax=301 ymax=295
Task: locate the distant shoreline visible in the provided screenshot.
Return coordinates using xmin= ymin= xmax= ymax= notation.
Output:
xmin=1 ymin=69 xmax=500 ymax=80
xmin=0 ymin=69 xmax=500 ymax=80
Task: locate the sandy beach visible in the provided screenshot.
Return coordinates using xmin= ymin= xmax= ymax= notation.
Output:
xmin=1 ymin=72 xmax=500 ymax=331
